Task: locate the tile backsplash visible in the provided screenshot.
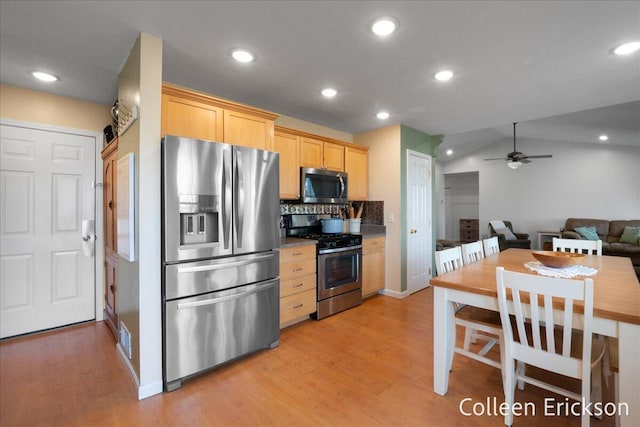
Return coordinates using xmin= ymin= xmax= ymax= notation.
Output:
xmin=279 ymin=200 xmax=384 ymax=225
xmin=355 ymin=201 xmax=384 ymax=225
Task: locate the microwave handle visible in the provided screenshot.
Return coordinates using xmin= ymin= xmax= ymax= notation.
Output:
xmin=339 ymin=175 xmax=345 ymax=200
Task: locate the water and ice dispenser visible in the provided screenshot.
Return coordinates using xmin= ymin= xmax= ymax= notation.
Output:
xmin=178 ymin=194 xmax=219 ymax=246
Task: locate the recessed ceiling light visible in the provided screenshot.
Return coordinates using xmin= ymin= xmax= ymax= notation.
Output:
xmin=31 ymin=71 xmax=59 ymax=82
xmin=446 ymin=149 xmax=453 ymax=155
xmin=599 ymin=134 xmax=609 ymax=141
xmin=376 ymin=111 xmax=390 ymax=120
xmin=321 ymin=88 xmax=337 ymax=98
xmin=231 ymin=49 xmax=254 ymax=63
xmin=614 ymin=41 xmax=640 ymax=55
xmin=371 ymin=18 xmax=397 ymax=37
xmin=434 ymin=70 xmax=454 ymax=81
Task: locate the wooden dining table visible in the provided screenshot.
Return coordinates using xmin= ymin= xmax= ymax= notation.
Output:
xmin=430 ymin=248 xmax=640 ymax=426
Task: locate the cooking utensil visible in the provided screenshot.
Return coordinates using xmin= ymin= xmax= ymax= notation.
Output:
xmin=321 ymin=218 xmax=344 ymax=234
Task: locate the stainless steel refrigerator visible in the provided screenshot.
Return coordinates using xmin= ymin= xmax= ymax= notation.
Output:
xmin=161 ymin=135 xmax=280 ymax=391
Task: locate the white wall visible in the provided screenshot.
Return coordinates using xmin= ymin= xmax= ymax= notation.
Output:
xmin=117 ymin=32 xmax=163 ymax=399
xmin=437 ymin=138 xmax=640 ymax=248
xmin=354 ymin=125 xmax=402 ymax=295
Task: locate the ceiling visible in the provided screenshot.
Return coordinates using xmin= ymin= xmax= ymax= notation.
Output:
xmin=1 ymin=1 xmax=639 ymax=158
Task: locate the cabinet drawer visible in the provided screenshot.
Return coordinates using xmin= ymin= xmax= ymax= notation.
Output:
xmin=280 ymin=274 xmax=316 ymax=298
xmin=280 ymin=258 xmax=316 ymax=281
xmin=280 ymin=245 xmax=316 ymax=264
xmin=280 ymin=289 xmax=316 ymax=325
xmin=363 ymin=236 xmax=385 ymax=253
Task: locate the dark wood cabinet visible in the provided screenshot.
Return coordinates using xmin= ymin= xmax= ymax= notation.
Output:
xmin=101 ymin=139 xmax=118 ymax=339
xmin=459 ymin=219 xmax=479 ymax=243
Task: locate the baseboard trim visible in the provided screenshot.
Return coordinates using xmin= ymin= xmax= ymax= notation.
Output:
xmin=138 ymin=380 xmax=163 ymax=400
xmin=116 ymin=342 xmax=163 ymax=400
xmin=378 ymin=288 xmax=410 ymax=299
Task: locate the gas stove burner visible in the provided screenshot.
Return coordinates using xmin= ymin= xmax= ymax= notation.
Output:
xmin=299 ymin=232 xmax=363 ymax=253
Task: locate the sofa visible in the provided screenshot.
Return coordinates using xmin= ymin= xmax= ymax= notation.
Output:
xmin=489 ymin=220 xmax=532 ymax=251
xmin=562 ymin=218 xmax=640 ymax=276
xmin=436 ymin=239 xmax=459 ymax=251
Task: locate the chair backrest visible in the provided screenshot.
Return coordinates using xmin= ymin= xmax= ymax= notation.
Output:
xmin=552 ymin=237 xmax=602 ymax=256
xmin=461 ymin=240 xmax=485 ymax=265
xmin=495 ymin=267 xmax=594 ymax=382
xmin=483 ymin=236 xmax=500 ymax=256
xmin=434 ymin=246 xmax=464 ymax=275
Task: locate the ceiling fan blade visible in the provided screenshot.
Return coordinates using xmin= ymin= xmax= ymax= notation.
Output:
xmin=524 ymin=154 xmax=553 ymax=159
xmin=519 ymin=159 xmax=532 ymax=164
xmin=483 ymin=157 xmax=509 ymax=161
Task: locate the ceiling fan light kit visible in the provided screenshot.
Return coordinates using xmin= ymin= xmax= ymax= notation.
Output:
xmin=484 ymin=122 xmax=553 ymax=169
xmin=507 ymin=161 xmax=522 ymax=170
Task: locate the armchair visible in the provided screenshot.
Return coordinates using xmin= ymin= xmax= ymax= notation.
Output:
xmin=489 ymin=220 xmax=531 ymax=251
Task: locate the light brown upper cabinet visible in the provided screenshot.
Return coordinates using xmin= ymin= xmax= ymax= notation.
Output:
xmin=161 ymin=83 xmax=277 ymax=150
xmin=161 ymin=94 xmax=224 ymax=142
xmin=223 ymin=110 xmax=274 ymax=150
xmin=300 ymin=137 xmax=344 ymax=172
xmin=273 ymin=130 xmax=301 ymax=200
xmin=344 ymin=146 xmax=368 ymax=201
xmin=276 ymin=125 xmax=369 ymax=201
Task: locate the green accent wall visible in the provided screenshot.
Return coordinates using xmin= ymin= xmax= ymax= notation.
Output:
xmin=399 ymin=125 xmax=443 ymax=292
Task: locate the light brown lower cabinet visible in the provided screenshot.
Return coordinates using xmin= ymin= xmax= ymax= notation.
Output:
xmin=279 ymin=244 xmax=317 ymax=327
xmin=362 ymin=236 xmax=385 ymax=297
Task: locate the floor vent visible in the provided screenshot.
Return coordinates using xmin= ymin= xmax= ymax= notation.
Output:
xmin=119 ymin=321 xmax=132 ymax=359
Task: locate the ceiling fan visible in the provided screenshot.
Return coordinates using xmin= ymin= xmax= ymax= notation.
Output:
xmin=484 ymin=122 xmax=552 ymax=169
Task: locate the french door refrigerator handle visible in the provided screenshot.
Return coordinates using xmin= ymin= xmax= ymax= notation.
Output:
xmin=176 ymin=280 xmax=277 ymax=309
xmin=235 ymin=150 xmax=245 ymax=248
xmin=176 ymin=252 xmax=274 ymax=274
xmin=222 ymin=148 xmax=232 ymax=250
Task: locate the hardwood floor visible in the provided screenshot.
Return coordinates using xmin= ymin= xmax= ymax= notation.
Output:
xmin=0 ymin=288 xmax=617 ymax=426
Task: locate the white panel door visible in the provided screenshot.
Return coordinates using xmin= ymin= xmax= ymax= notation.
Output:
xmin=0 ymin=123 xmax=96 ymax=338
xmin=406 ymin=150 xmax=432 ymax=294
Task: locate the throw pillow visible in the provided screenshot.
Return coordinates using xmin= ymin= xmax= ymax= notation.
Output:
xmin=574 ymin=226 xmax=599 ymax=241
xmin=494 ymin=226 xmax=517 ymax=240
xmin=619 ymin=226 xmax=640 ymax=245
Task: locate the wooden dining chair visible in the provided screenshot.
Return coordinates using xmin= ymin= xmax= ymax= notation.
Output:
xmin=552 ymin=237 xmax=602 ymax=255
xmin=461 ymin=240 xmax=485 ymax=265
xmin=434 ymin=246 xmax=502 ymax=371
xmin=483 ymin=236 xmax=500 ymax=256
xmin=496 ymin=267 xmax=605 ymax=427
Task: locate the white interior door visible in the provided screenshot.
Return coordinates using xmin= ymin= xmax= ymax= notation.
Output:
xmin=406 ymin=150 xmax=432 ymax=294
xmin=1 ymin=123 xmax=96 ymax=338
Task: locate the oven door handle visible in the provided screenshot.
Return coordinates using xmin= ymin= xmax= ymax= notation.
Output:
xmin=176 ymin=253 xmax=275 ymax=274
xmin=177 ymin=280 xmax=277 ymax=309
xmin=318 ymin=245 xmax=362 ymax=255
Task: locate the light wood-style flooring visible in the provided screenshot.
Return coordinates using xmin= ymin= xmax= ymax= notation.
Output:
xmin=0 ymin=288 xmax=616 ymax=426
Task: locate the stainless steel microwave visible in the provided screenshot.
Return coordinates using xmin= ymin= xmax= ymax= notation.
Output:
xmin=301 ymin=167 xmax=348 ymax=204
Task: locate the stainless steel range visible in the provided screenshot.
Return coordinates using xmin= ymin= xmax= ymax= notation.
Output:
xmin=287 ymin=215 xmax=362 ymax=319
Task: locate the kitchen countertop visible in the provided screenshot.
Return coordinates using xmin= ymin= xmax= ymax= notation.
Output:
xmin=280 ymin=237 xmax=317 ymax=248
